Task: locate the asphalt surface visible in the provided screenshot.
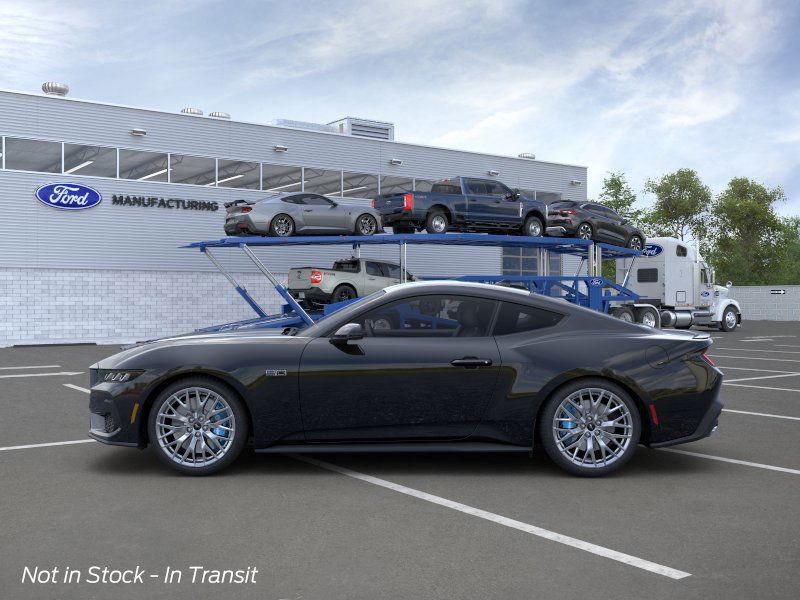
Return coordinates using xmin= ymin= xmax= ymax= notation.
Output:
xmin=1 ymin=322 xmax=799 ymax=599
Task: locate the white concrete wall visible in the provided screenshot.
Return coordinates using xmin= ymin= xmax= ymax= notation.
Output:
xmin=729 ymin=285 xmax=800 ymax=322
xmin=0 ymin=268 xmax=287 ymax=347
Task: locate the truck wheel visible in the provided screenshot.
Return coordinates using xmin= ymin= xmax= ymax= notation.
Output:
xmin=354 ymin=214 xmax=378 ymax=236
xmin=720 ymin=307 xmax=738 ymax=332
xmin=425 ymin=210 xmax=449 ymax=234
xmin=331 ymin=284 xmax=358 ymax=303
xmin=522 ymin=215 xmax=544 ymax=237
xmin=634 ymin=307 xmax=658 ymax=328
xmin=610 ymin=307 xmax=635 ymax=323
xmin=269 ymin=214 xmax=295 ymax=237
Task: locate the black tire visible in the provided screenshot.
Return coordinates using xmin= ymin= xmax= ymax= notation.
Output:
xmin=521 ymin=215 xmax=544 ymax=237
xmin=354 ymin=213 xmax=379 ymax=236
xmin=425 ymin=209 xmax=449 ymax=234
xmin=331 ymin=284 xmax=358 ymax=303
xmin=147 ymin=376 xmax=248 ymax=476
xmin=576 ymin=222 xmax=593 ymax=240
xmin=392 ymin=224 xmax=416 ymax=234
xmin=538 ymin=378 xmax=641 ymax=477
xmin=628 ymin=235 xmax=644 ymax=251
xmin=634 ymin=307 xmax=659 ymax=328
xmin=720 ymin=306 xmax=738 ymax=332
xmin=269 ymin=214 xmax=295 ymax=237
xmin=610 ymin=306 xmax=635 ymax=323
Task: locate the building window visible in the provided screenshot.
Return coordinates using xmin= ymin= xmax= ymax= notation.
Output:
xmin=304 ymin=168 xmax=342 ymax=196
xmin=262 ymin=164 xmax=302 ymax=193
xmin=119 ymin=149 xmax=169 ymax=182
xmin=63 ymin=144 xmax=117 ymax=177
xmin=4 ymin=138 xmax=61 ymax=173
xmin=379 ymin=175 xmax=413 ymax=195
xmin=502 ymin=248 xmax=561 ymax=277
xmin=169 ymin=154 xmax=216 ymax=186
xmin=217 ymin=159 xmax=260 ymax=189
xmin=342 ymin=172 xmax=379 ymax=199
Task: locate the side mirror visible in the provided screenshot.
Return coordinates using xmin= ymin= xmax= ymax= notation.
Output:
xmin=505 ymin=191 xmax=520 ymax=201
xmin=329 ymin=201 xmax=338 ymax=208
xmin=330 ymin=323 xmax=364 ymax=344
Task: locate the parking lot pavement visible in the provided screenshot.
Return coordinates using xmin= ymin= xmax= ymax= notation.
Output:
xmin=1 ymin=322 xmax=800 ymax=600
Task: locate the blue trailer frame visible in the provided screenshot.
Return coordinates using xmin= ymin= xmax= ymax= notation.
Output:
xmin=184 ymin=233 xmax=641 ymax=331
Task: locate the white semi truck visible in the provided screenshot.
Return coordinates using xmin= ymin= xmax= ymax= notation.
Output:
xmin=611 ymin=236 xmax=742 ymax=331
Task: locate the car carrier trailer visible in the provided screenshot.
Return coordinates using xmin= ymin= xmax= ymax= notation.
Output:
xmin=184 ymin=233 xmax=644 ymax=333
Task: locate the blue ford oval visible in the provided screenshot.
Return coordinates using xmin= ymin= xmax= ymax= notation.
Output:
xmin=642 ymin=244 xmax=663 ymax=257
xmin=35 ymin=183 xmax=102 ymax=210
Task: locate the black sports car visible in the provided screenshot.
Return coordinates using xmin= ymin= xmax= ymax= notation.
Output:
xmin=547 ymin=200 xmax=646 ymax=249
xmin=88 ymin=282 xmax=722 ymax=477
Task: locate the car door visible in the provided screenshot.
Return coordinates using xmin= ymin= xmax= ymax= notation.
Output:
xmin=298 ymin=293 xmax=502 ymax=441
xmin=363 ymin=261 xmax=390 ymax=294
xmin=584 ymin=204 xmax=615 ymax=242
xmin=483 ymin=180 xmax=521 ymax=225
xmin=301 ymin=194 xmax=350 ymax=232
xmin=598 ymin=206 xmax=628 ymax=244
xmin=464 ymin=179 xmax=496 ymax=226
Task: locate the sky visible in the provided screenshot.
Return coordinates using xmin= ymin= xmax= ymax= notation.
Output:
xmin=1 ymin=0 xmax=799 ymax=213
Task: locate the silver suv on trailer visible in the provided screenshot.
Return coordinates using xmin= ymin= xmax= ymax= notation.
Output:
xmin=288 ymin=257 xmax=415 ymax=306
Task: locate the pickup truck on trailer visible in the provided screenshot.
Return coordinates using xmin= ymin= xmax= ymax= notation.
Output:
xmin=288 ymin=257 xmax=416 ymax=307
xmin=372 ymin=177 xmax=551 ymax=237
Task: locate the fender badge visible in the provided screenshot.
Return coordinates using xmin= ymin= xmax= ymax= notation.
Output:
xmin=265 ymin=369 xmax=287 ymax=377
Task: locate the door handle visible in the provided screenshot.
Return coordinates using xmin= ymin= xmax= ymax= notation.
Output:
xmin=303 ymin=209 xmax=313 ymax=212
xmin=450 ymin=357 xmax=493 ymax=368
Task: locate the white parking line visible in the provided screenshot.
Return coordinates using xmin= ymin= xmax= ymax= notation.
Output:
xmin=710 ymin=355 xmax=800 ymax=364
xmin=291 ymin=454 xmax=691 ymax=580
xmin=659 ymin=449 xmax=800 ymax=475
xmin=724 ymin=373 xmax=800 ymax=383
xmin=0 ymin=371 xmax=83 ymax=379
xmin=0 ymin=364 xmax=61 ymax=370
xmin=719 ymin=366 xmax=798 ymax=373
xmin=723 ymin=383 xmax=800 ymax=393
xmin=723 ymin=409 xmax=800 ymax=421
xmin=0 ymin=439 xmax=95 ymax=453
xmin=715 ymin=347 xmax=800 ymax=354
xmin=63 ymin=383 xmax=90 ymax=393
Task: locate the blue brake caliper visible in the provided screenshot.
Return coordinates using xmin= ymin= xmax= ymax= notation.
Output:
xmin=211 ymin=401 xmax=229 ymax=438
xmin=560 ymin=403 xmax=579 ymax=441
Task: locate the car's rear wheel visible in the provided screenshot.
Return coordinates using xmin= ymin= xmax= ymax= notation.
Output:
xmin=538 ymin=379 xmax=641 ymax=476
xmin=355 ymin=214 xmax=378 ymax=236
xmin=576 ymin=222 xmax=593 ymax=240
xmin=331 ymin=284 xmax=358 ymax=303
xmin=522 ymin=215 xmax=544 ymax=237
xmin=148 ymin=377 xmax=248 ymax=476
xmin=425 ymin=210 xmax=449 ymax=234
xmin=269 ymin=214 xmax=295 ymax=237
xmin=628 ymin=235 xmax=644 ymax=251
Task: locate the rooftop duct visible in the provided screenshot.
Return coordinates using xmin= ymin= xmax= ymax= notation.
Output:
xmin=180 ymin=107 xmax=203 ymax=116
xmin=209 ymin=111 xmax=230 ymax=119
xmin=42 ymin=82 xmax=69 ymax=97
xmin=329 ymin=117 xmax=394 ymax=141
xmin=518 ymin=152 xmax=536 ymax=160
xmin=269 ymin=119 xmax=337 ymax=134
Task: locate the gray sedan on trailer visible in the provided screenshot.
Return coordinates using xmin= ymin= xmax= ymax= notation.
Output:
xmin=224 ymin=192 xmax=383 ymax=237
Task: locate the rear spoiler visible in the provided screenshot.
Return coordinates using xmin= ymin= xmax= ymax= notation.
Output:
xmin=223 ymin=199 xmax=256 ymax=209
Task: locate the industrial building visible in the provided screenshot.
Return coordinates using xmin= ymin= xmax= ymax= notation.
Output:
xmin=0 ymin=85 xmax=587 ymax=346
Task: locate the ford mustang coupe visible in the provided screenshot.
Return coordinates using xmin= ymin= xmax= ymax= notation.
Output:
xmin=88 ymin=282 xmax=723 ymax=476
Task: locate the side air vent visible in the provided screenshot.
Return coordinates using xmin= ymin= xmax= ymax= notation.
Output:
xmin=328 ymin=117 xmax=395 ymax=141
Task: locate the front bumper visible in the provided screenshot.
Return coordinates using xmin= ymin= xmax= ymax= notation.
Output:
xmin=88 ymin=378 xmax=149 ymax=448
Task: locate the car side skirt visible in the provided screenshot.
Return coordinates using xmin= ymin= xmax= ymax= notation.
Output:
xmin=256 ymin=441 xmax=531 ymax=454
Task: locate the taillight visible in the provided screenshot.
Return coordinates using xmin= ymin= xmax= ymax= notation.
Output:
xmin=560 ymin=209 xmax=577 ymax=215
xmin=309 ymin=270 xmax=323 ymax=285
xmin=241 ymin=207 xmax=252 ymax=213
xmin=402 ymin=193 xmax=414 ymax=211
xmin=371 ymin=199 xmax=376 ymax=208
xmin=701 ymin=351 xmax=716 ymax=367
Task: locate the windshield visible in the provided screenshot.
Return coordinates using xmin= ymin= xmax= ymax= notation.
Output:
xmin=302 ymin=289 xmax=387 ymax=336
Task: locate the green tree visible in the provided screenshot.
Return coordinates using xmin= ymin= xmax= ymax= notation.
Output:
xmin=598 ymin=171 xmax=644 ymax=228
xmin=642 ymin=169 xmax=711 ymax=241
xmin=706 ymin=177 xmax=794 ymax=285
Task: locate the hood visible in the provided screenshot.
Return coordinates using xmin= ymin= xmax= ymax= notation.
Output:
xmin=714 ymin=284 xmax=730 ymax=298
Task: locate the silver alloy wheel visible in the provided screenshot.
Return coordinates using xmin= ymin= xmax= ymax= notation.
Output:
xmin=641 ymin=310 xmax=657 ymax=328
xmin=629 ymin=236 xmax=643 ymax=250
xmin=155 ymin=387 xmax=236 ymax=468
xmin=725 ymin=309 xmax=737 ymax=329
xmin=358 ymin=215 xmax=377 ymax=235
xmin=577 ymin=223 xmax=592 ymax=239
xmin=526 ymin=219 xmax=542 ymax=236
xmin=431 ymin=214 xmax=447 ymax=233
xmin=272 ymin=215 xmax=293 ymax=236
xmin=552 ymin=387 xmax=633 ymax=468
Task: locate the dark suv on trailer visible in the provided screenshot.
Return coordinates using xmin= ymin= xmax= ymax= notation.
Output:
xmin=372 ymin=177 xmax=549 ymax=237
xmin=546 ymin=200 xmax=646 ymax=249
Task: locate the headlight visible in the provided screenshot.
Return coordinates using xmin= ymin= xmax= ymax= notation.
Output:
xmin=100 ymin=370 xmax=144 ymax=383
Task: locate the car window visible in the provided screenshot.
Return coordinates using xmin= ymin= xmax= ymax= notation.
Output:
xmin=333 ymin=259 xmax=360 ymax=273
xmin=353 ymin=295 xmax=498 ymax=338
xmin=386 ymin=264 xmax=401 ymax=279
xmin=465 ymin=179 xmax=489 ymax=195
xmin=366 ymin=262 xmax=386 ymax=277
xmin=430 ymin=179 xmax=462 ymax=194
xmin=304 ymin=194 xmax=335 ymax=206
xmin=282 ymin=195 xmax=305 ymax=205
xmin=493 ymin=302 xmax=563 ymax=335
xmin=484 ymin=181 xmax=512 ymax=197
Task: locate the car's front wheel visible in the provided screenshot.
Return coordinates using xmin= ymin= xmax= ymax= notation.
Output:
xmin=148 ymin=377 xmax=248 ymax=475
xmin=538 ymin=379 xmax=641 ymax=476
xmin=355 ymin=214 xmax=378 ymax=236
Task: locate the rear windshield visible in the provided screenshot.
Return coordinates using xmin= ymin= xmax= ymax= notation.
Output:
xmin=333 ymin=260 xmax=359 ymax=272
xmin=431 ymin=179 xmax=462 ymax=194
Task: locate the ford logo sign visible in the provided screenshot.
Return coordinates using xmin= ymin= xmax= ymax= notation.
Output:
xmin=35 ymin=183 xmax=102 ymax=210
xmin=700 ymin=290 xmax=710 ymax=297
xmin=588 ymin=277 xmax=603 ymax=287
xmin=642 ymin=244 xmax=663 ymax=257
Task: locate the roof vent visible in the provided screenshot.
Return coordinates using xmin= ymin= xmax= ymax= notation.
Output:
xmin=180 ymin=107 xmax=204 ymax=116
xmin=269 ymin=119 xmax=337 ymax=134
xmin=42 ymin=82 xmax=69 ymax=96
xmin=518 ymin=152 xmax=536 ymax=160
xmin=328 ymin=117 xmax=395 ymax=141
xmin=209 ymin=111 xmax=230 ymax=119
